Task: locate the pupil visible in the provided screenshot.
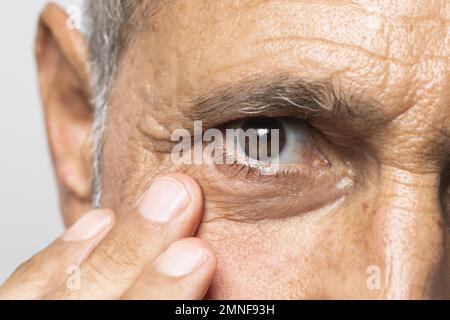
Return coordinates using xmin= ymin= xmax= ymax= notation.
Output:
xmin=240 ymin=118 xmax=286 ymax=160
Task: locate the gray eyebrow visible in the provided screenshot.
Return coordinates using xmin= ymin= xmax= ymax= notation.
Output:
xmin=184 ymin=75 xmax=384 ymax=132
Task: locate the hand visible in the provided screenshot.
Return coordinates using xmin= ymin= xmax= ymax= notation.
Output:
xmin=0 ymin=174 xmax=216 ymax=299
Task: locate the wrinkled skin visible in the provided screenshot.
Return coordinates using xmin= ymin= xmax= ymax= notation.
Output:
xmin=91 ymin=0 xmax=449 ymax=299
xmin=31 ymin=0 xmax=450 ymax=299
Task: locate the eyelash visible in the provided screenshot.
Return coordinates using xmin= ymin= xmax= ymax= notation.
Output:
xmin=227 ymin=162 xmax=327 ymax=180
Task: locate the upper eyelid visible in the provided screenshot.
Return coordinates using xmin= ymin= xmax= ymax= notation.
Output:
xmin=188 ymin=110 xmax=364 ymax=178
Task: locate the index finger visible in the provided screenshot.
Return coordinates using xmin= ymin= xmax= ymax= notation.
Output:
xmin=50 ymin=173 xmax=204 ymax=299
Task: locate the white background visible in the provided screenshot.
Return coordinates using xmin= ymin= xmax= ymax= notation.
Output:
xmin=0 ymin=0 xmax=84 ymax=283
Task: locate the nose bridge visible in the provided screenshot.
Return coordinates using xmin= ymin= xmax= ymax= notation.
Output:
xmin=373 ymin=166 xmax=445 ymax=299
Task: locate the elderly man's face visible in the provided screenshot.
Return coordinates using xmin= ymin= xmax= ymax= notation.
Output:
xmin=38 ymin=0 xmax=450 ymax=299
xmin=96 ymin=0 xmax=450 ymax=299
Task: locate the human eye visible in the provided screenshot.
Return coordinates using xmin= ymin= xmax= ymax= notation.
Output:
xmin=221 ymin=117 xmax=330 ymax=178
xmin=191 ymin=115 xmax=356 ymax=220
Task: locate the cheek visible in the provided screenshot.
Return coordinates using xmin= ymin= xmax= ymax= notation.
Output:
xmin=197 ymin=200 xmax=381 ymax=299
xmin=197 ymin=218 xmax=329 ymax=299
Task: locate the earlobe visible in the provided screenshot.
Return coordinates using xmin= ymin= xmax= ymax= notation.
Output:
xmin=36 ymin=4 xmax=94 ymax=225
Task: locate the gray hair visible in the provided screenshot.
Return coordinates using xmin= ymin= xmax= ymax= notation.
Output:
xmin=84 ymin=0 xmax=143 ymax=207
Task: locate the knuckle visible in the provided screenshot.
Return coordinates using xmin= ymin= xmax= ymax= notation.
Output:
xmin=5 ymin=252 xmax=62 ymax=296
xmin=15 ymin=252 xmax=57 ymax=281
xmin=13 ymin=256 xmax=37 ymax=277
xmin=85 ymin=242 xmax=142 ymax=284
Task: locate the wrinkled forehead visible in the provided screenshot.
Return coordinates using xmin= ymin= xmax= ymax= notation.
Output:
xmin=128 ymin=0 xmax=448 ymax=104
xmin=118 ymin=0 xmax=449 ymax=132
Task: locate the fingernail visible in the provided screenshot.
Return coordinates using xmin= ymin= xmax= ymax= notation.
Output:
xmin=63 ymin=210 xmax=112 ymax=242
xmin=154 ymin=241 xmax=208 ymax=277
xmin=139 ymin=177 xmax=189 ymax=222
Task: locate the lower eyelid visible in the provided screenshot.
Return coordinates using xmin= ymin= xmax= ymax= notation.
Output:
xmin=205 ymin=147 xmax=326 ymax=181
xmin=221 ymin=161 xmax=327 ymax=180
xmin=200 ymin=163 xmax=352 ymax=221
xmin=185 ymin=146 xmax=355 ymax=221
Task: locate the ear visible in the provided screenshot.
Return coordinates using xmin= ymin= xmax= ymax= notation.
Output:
xmin=36 ymin=4 xmax=93 ymax=226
